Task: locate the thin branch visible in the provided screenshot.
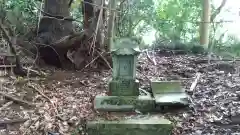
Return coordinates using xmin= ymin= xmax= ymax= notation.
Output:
xmin=211 ymin=0 xmax=227 ymax=22
xmin=68 ymin=0 xmax=74 ymax=7
xmin=90 ymin=0 xmax=104 ymax=56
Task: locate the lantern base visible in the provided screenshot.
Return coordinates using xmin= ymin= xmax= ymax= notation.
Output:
xmin=94 ymin=95 xmax=155 ymax=112
xmin=108 ymin=79 xmax=139 ymax=96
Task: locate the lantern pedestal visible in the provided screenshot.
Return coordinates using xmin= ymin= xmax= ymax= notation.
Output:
xmin=94 ymin=95 xmax=155 ymax=112
xmin=108 ymin=79 xmax=140 ymax=96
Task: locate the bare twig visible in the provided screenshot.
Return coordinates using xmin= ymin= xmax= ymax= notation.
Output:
xmin=79 ymin=54 xmax=102 ymax=72
xmin=90 ymin=0 xmax=104 ymax=56
xmin=96 ymin=50 xmax=112 ymax=70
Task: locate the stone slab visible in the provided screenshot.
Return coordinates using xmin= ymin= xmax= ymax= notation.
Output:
xmin=151 ymin=80 xmax=184 ymax=94
xmin=151 ymin=81 xmax=189 ymax=106
xmin=154 ymin=93 xmax=189 ymax=105
xmin=94 ymin=95 xmax=155 ymax=112
xmin=87 ymin=115 xmax=173 ymax=135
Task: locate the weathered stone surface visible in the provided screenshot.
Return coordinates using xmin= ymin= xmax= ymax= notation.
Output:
xmin=94 ymin=95 xmax=155 ymax=112
xmin=87 ymin=115 xmax=173 ymax=135
xmin=111 ymin=38 xmax=141 ymax=55
xmin=135 ymin=96 xmax=155 ymax=112
xmin=154 ymin=93 xmax=189 ymax=105
xmin=109 ymin=79 xmax=139 ymax=96
xmin=94 ymin=95 xmax=136 ymax=112
xmin=111 ymin=38 xmax=140 ymax=81
xmin=151 ymin=81 xmax=184 ymax=94
xmin=151 ymin=81 xmax=189 ymax=106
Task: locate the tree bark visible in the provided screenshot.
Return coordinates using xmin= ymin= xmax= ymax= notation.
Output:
xmin=36 ymin=0 xmax=73 ymax=68
xmin=34 ymin=0 xmax=109 ymax=70
xmin=69 ymin=0 xmax=110 ymax=69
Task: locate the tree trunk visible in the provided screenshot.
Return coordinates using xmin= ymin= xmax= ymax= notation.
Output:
xmin=106 ymin=0 xmax=116 ymax=52
xmin=82 ymin=0 xmax=105 ymax=49
xmin=36 ymin=0 xmax=73 ymax=68
xmin=70 ymin=0 xmax=111 ymax=69
xmin=200 ymin=0 xmax=210 ymax=49
xmin=35 ymin=0 xmax=110 ymax=70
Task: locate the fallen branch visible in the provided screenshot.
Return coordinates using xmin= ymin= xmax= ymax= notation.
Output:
xmin=0 ymin=101 xmax=13 ymax=111
xmin=23 ymin=67 xmax=42 ymax=76
xmin=189 ymin=73 xmax=201 ymax=92
xmin=27 ymin=83 xmax=59 ymax=116
xmin=26 ymin=83 xmax=51 ymax=102
xmin=79 ymin=53 xmax=102 ymax=72
xmin=22 ymin=117 xmax=40 ymax=135
xmin=0 ymin=118 xmax=27 ymax=128
xmin=145 ymin=51 xmax=156 ymax=65
xmin=0 ymin=91 xmax=35 ymax=107
xmin=188 ymin=73 xmax=201 ymax=114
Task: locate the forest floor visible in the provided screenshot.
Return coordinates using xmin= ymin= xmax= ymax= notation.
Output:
xmin=0 ymin=50 xmax=240 ymax=135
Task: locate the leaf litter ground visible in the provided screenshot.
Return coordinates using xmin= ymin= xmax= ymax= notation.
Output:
xmin=1 ymin=50 xmax=240 ymax=135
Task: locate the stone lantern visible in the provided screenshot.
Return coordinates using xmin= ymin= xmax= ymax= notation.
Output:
xmin=108 ymin=38 xmax=141 ymax=96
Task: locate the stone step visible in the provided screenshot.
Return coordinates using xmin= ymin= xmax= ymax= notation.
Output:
xmin=87 ymin=115 xmax=173 ymax=135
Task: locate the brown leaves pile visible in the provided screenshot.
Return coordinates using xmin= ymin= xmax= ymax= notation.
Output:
xmin=1 ymin=51 xmax=240 ymax=135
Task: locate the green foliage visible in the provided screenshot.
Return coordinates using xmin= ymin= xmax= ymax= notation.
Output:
xmin=1 ymin=0 xmax=240 ymax=58
xmin=2 ymin=0 xmax=38 ymax=36
xmin=116 ymin=0 xmax=155 ymax=38
xmin=154 ymin=0 xmax=201 ymax=41
xmin=152 ymin=38 xmax=206 ymax=55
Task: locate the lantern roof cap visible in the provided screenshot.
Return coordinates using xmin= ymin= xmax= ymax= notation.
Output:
xmin=111 ymin=38 xmax=141 ymax=55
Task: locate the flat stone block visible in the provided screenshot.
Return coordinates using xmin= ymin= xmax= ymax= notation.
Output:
xmin=108 ymin=79 xmax=139 ymax=96
xmin=151 ymin=80 xmax=184 ymax=94
xmin=94 ymin=95 xmax=155 ymax=112
xmin=87 ymin=115 xmax=173 ymax=135
xmin=154 ymin=93 xmax=189 ymax=106
xmin=151 ymin=80 xmax=189 ymax=106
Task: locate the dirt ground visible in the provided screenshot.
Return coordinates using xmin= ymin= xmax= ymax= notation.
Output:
xmin=0 ymin=50 xmax=240 ymax=135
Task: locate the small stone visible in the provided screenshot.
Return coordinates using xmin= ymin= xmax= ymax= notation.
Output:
xmin=195 ymin=130 xmax=202 ymax=135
